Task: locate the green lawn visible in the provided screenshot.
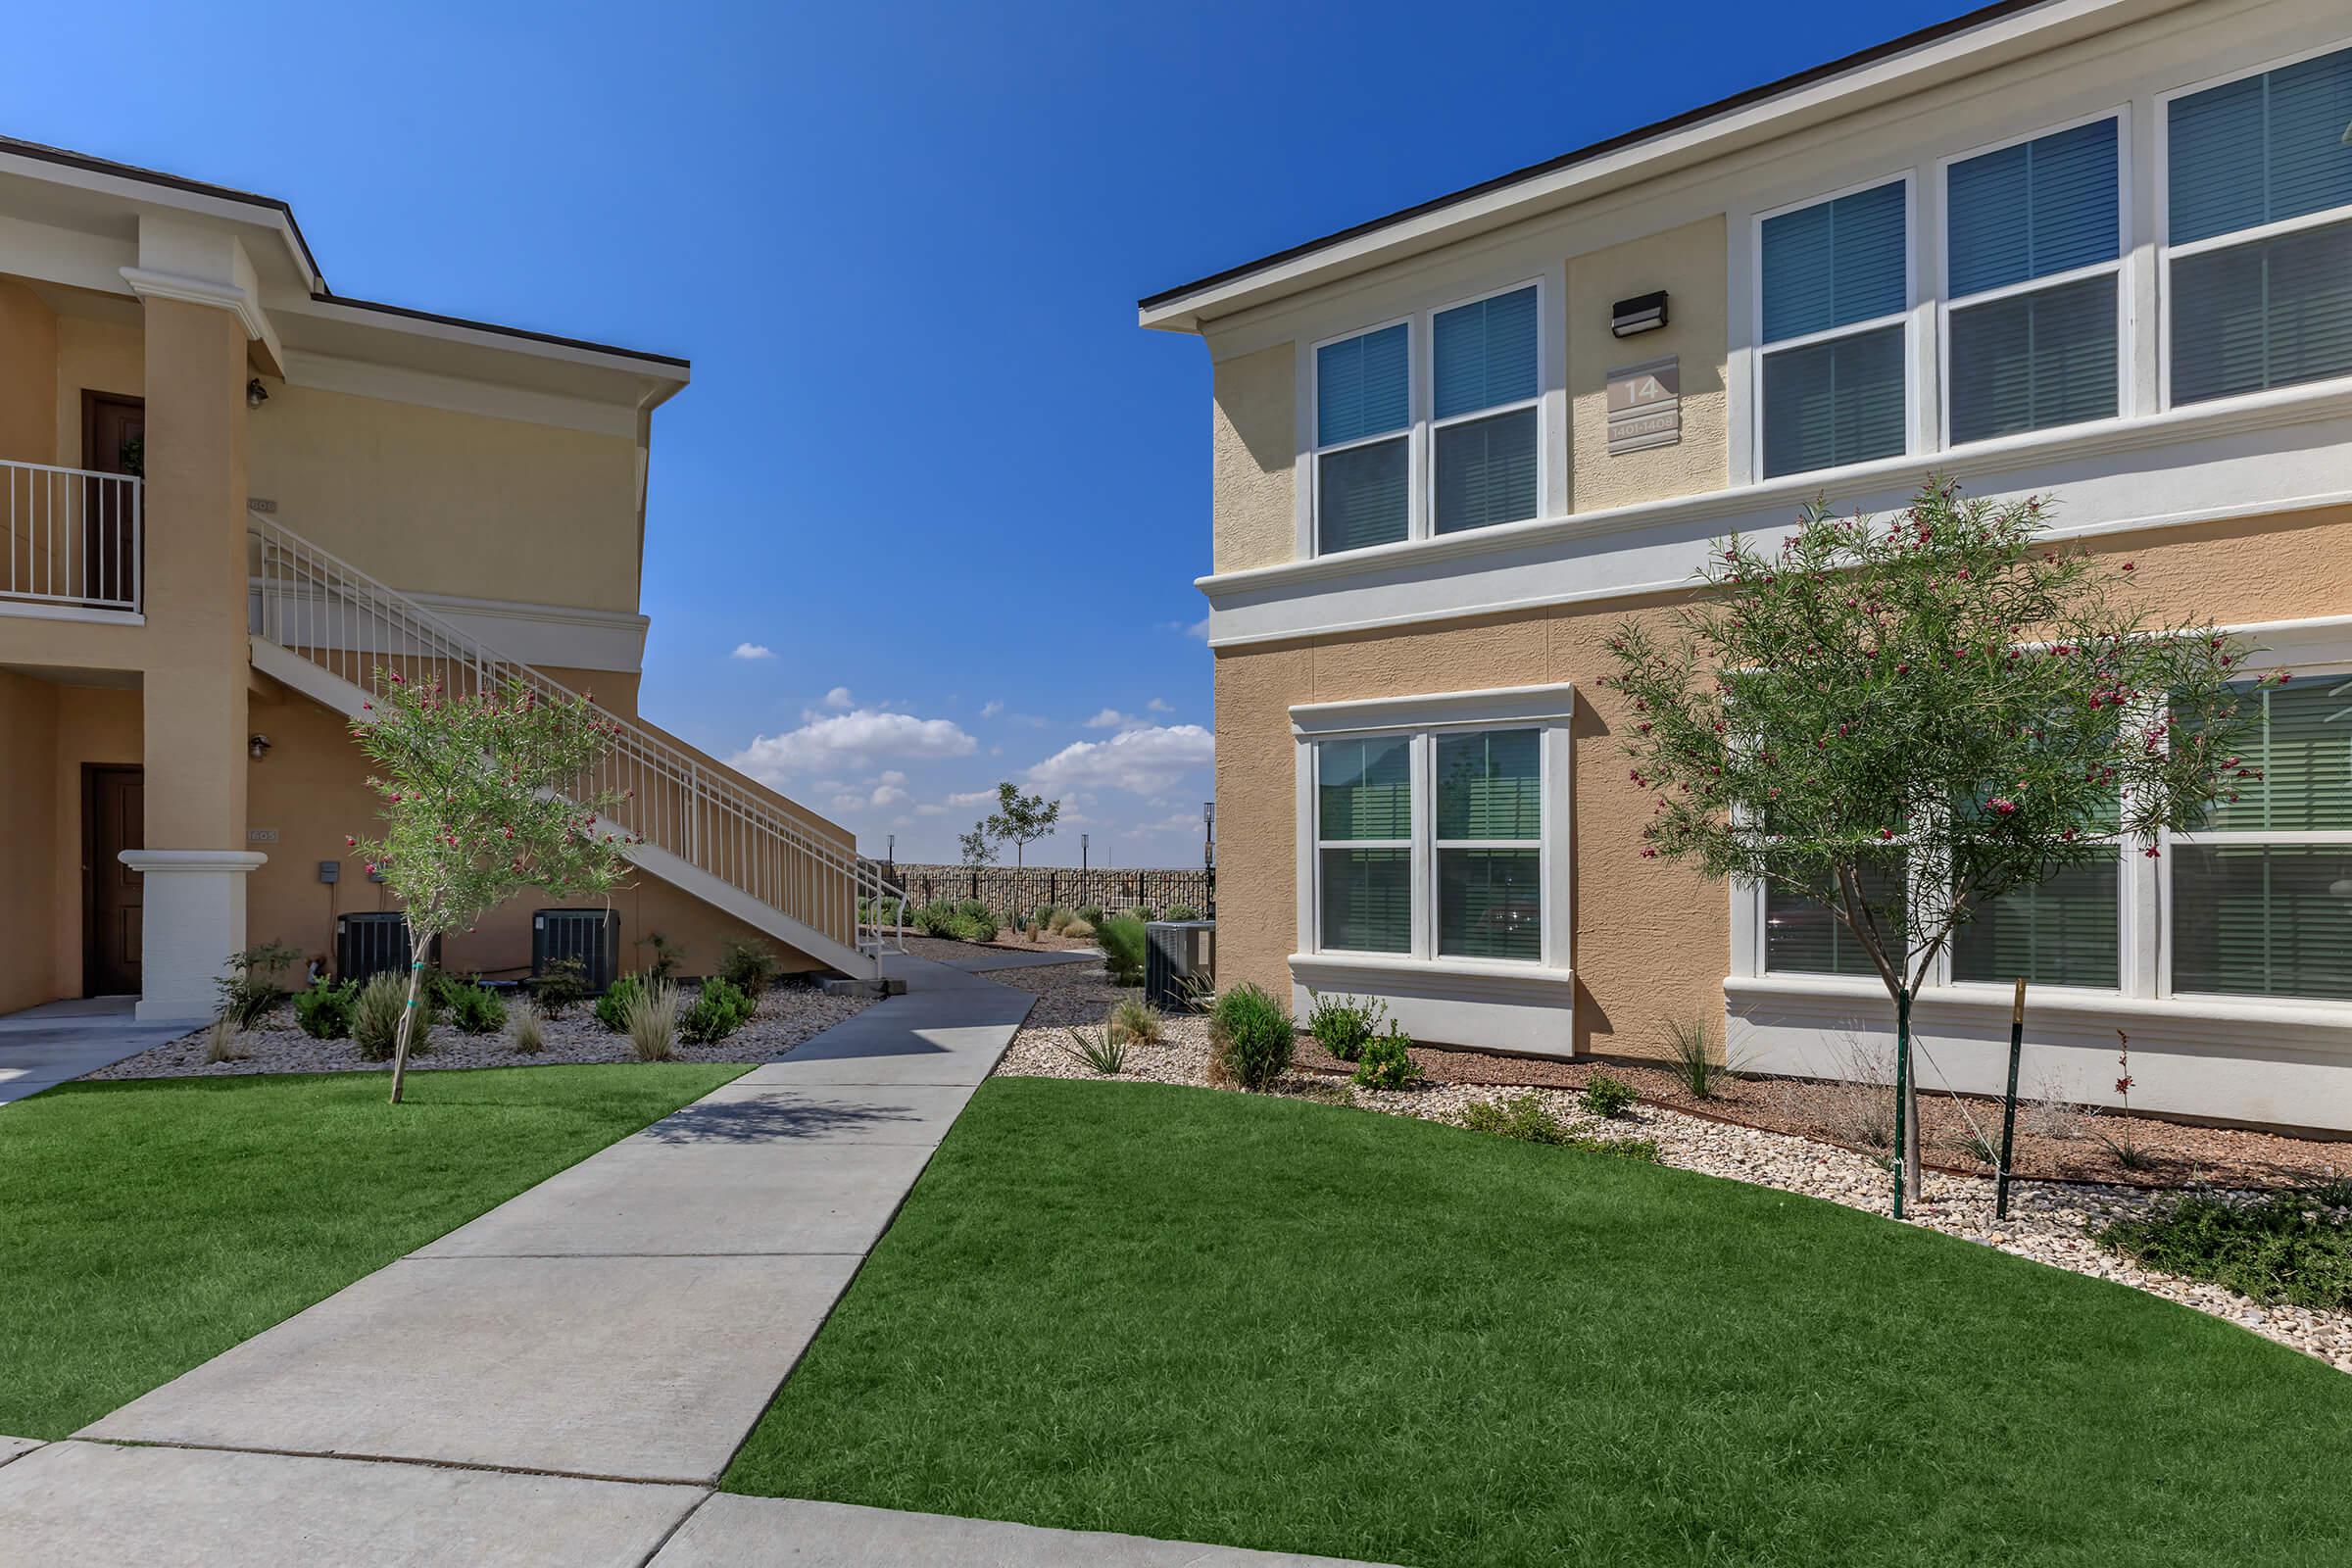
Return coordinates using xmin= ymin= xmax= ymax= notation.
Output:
xmin=1 ymin=1063 xmax=744 ymax=1438
xmin=728 ymin=1077 xmax=2352 ymax=1567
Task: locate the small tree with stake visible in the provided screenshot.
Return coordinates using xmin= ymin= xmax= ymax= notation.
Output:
xmin=1603 ymin=480 xmax=2278 ymax=1209
xmin=982 ymin=781 xmax=1060 ymax=869
xmin=348 ymin=671 xmax=636 ymax=1104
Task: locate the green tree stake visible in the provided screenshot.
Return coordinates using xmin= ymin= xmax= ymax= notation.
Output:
xmin=1892 ymin=985 xmax=1910 ymax=1220
xmin=1997 ymin=976 xmax=2026 ymax=1221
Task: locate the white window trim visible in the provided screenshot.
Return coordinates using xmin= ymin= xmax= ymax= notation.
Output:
xmin=1749 ymin=171 xmax=1919 ymax=484
xmin=2154 ymin=35 xmax=2352 ymax=414
xmin=1935 ymin=105 xmax=2134 ymax=452
xmin=1303 ymin=276 xmax=1552 ymax=562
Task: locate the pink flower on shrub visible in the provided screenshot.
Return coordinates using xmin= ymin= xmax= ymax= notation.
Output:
xmin=1988 ymin=797 xmax=2018 ymax=816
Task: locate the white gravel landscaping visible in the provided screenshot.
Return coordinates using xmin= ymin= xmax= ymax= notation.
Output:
xmin=84 ymin=980 xmax=876 ymax=1080
xmin=996 ymin=972 xmax=2352 ymax=1374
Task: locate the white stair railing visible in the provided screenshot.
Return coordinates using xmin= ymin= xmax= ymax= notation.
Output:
xmin=247 ymin=515 xmax=909 ymax=960
xmin=2 ymin=459 xmax=140 ymax=612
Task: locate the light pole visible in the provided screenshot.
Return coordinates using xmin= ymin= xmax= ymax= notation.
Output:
xmin=1081 ymin=833 xmax=1089 ymax=871
xmin=1202 ymin=801 xmax=1215 ymax=869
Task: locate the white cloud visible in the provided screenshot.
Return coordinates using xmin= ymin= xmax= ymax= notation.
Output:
xmin=946 ymin=788 xmax=997 ymax=808
xmin=1187 ymin=616 xmax=1209 ymax=641
xmin=730 ymin=642 xmax=774 ymax=661
xmin=979 ymin=699 xmax=1004 ymax=719
xmin=1025 ymin=724 xmax=1214 ymax=797
xmin=870 ymin=783 xmax=910 ymax=808
xmin=1147 ymin=697 xmax=1174 ymax=712
xmin=913 ymin=803 xmax=948 ymax=816
xmin=727 ymin=710 xmax=976 ymax=784
xmin=823 ymin=686 xmax=855 ymax=710
xmin=1084 ymin=708 xmax=1138 ymax=730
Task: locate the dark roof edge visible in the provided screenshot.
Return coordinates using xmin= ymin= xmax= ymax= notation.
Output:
xmin=0 ymin=133 xmax=690 ymax=372
xmin=1137 ymin=0 xmax=2049 ymax=314
xmin=304 ymin=292 xmax=692 ymax=370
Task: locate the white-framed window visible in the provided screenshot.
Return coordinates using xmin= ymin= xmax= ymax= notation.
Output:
xmin=1307 ymin=279 xmax=1545 ymax=557
xmin=2166 ymin=671 xmax=2352 ymax=1002
xmin=2160 ymin=40 xmax=2352 ymax=410
xmin=1295 ymin=686 xmax=1572 ymax=971
xmin=1753 ymin=175 xmax=1913 ymax=479
xmin=1939 ymin=110 xmax=2129 ymax=447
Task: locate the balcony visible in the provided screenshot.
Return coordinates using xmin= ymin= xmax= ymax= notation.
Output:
xmin=1 ymin=459 xmax=141 ymax=617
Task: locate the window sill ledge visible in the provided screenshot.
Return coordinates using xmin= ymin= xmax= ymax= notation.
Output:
xmin=1291 ymin=952 xmax=1574 ymax=989
xmin=1725 ymin=974 xmax=2352 ymax=1033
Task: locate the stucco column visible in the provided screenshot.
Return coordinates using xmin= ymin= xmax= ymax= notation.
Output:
xmin=131 ymin=295 xmax=261 ymax=1020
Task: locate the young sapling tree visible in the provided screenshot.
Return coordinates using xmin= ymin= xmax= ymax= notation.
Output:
xmin=983 ymin=781 xmax=1061 ymax=869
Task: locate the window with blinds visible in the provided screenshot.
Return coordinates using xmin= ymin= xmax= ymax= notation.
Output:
xmin=1435 ymin=730 xmax=1541 ymax=960
xmin=1945 ymin=119 xmax=2122 ymax=443
xmin=1314 ymin=323 xmax=1411 ymax=554
xmin=1431 ymin=287 xmax=1540 ymax=535
xmin=2173 ymin=678 xmax=2352 ymax=1000
xmin=2167 ymin=46 xmax=2352 ymax=406
xmin=1759 ymin=180 xmax=1909 ymax=476
xmin=1764 ymin=864 xmax=1906 ymax=977
xmin=1952 ymin=855 xmax=2122 ymax=988
xmin=1316 ymin=736 xmax=1413 ymax=953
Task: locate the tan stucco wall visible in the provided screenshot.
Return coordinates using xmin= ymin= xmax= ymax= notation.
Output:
xmin=1212 ymin=503 xmax=2352 ymax=1060
xmin=55 ymin=315 xmax=144 ymax=466
xmin=1566 ymin=215 xmax=1729 ymax=513
xmin=249 ymin=384 xmax=645 ymax=613
xmin=0 ymin=279 xmax=58 ymax=466
xmin=0 ymin=669 xmax=61 ymax=1013
xmin=1210 ymin=342 xmax=1295 ymax=574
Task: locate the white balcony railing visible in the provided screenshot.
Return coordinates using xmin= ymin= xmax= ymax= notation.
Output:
xmin=1 ymin=459 xmax=140 ymax=613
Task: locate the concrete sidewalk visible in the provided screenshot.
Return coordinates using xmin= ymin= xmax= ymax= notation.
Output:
xmin=0 ymin=997 xmax=190 ymax=1105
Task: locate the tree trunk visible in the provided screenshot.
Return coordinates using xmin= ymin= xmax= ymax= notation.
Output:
xmin=387 ymin=931 xmax=428 ymax=1105
xmin=1897 ymin=987 xmax=1922 ymax=1206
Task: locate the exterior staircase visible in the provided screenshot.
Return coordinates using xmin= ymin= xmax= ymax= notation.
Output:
xmin=245 ymin=515 xmax=906 ymax=978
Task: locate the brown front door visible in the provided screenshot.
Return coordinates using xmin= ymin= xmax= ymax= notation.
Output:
xmin=81 ymin=393 xmax=143 ymax=608
xmin=84 ymin=765 xmax=144 ymax=997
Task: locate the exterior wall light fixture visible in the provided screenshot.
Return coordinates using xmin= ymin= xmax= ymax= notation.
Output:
xmin=1611 ymin=291 xmax=1668 ymax=337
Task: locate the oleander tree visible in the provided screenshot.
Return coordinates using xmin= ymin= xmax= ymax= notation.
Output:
xmin=347 ymin=672 xmax=636 ymax=1104
xmin=1602 ymin=479 xmax=2279 ymax=1207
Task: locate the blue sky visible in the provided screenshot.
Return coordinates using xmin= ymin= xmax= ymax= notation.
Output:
xmin=2 ymin=0 xmax=1961 ymax=865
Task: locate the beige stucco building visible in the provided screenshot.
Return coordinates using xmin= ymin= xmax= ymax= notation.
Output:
xmin=0 ymin=138 xmax=888 ymax=1021
xmin=1147 ymin=0 xmax=2352 ymax=1131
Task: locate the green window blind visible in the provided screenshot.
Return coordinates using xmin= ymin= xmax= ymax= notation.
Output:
xmin=1318 ymin=736 xmax=1412 ymax=840
xmin=2169 ymin=46 xmax=2352 ymax=247
xmin=1317 ymin=440 xmax=1410 ymax=554
xmin=2172 ymin=219 xmax=2352 ymax=405
xmin=1435 ymin=729 xmax=1540 ymax=838
xmin=1433 ymin=407 xmax=1538 ymax=535
xmin=1947 ymin=120 xmax=2120 ymax=298
xmin=1321 ymin=848 xmax=1413 ymax=954
xmin=1765 ymin=863 xmax=1906 ymax=977
xmin=1317 ymin=324 xmax=1409 ymax=446
xmin=2172 ymin=845 xmax=2352 ymax=1000
xmin=1761 ymin=325 xmax=1906 ymax=477
xmin=1439 ymin=850 xmax=1541 ymax=960
xmin=1952 ymin=854 xmax=2121 ymax=988
xmin=1948 ymin=274 xmax=2119 ymax=442
xmin=1761 ymin=181 xmax=1907 ymax=343
xmin=2199 ymin=679 xmax=2352 ymax=832
xmin=1432 ymin=287 xmax=1538 ymax=419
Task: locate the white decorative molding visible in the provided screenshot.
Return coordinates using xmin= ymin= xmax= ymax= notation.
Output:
xmin=0 ymin=602 xmax=144 ymax=628
xmin=120 ymin=265 xmax=284 ymax=368
xmin=120 ymin=850 xmax=270 ymax=875
xmin=1291 ymin=682 xmax=1576 ymax=736
xmin=1203 ymin=379 xmax=2352 ymax=647
xmin=1291 ymin=953 xmax=1576 ymax=1055
xmin=121 ymin=850 xmax=269 ymax=1022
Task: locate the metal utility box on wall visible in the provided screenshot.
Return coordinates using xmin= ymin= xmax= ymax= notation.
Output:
xmin=335 ymin=912 xmax=436 ymax=986
xmin=1144 ymin=920 xmax=1216 ymax=1011
xmin=534 ymin=908 xmax=621 ymax=991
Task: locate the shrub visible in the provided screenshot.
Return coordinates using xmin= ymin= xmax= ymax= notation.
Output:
xmin=1076 ymin=905 xmax=1105 ymax=928
xmin=2098 ymin=1183 xmax=2352 ymax=1311
xmin=1060 ymin=917 xmax=1096 ymax=941
xmin=624 ymin=980 xmax=681 ymax=1061
xmin=434 ymin=974 xmax=508 ymax=1036
xmin=1660 ymin=1016 xmax=1728 ymax=1100
xmin=532 ymin=956 xmax=590 ymax=1018
xmin=353 ymin=972 xmax=428 ymax=1062
xmin=636 ymin=931 xmax=685 ymax=983
xmin=508 ymin=997 xmax=547 ymax=1054
xmin=204 ymin=1014 xmax=254 ymax=1063
xmin=1107 ymin=993 xmax=1161 ymax=1047
xmin=1166 ymin=905 xmax=1200 ymax=922
xmin=1305 ymin=991 xmax=1387 ymax=1063
xmin=216 ymin=940 xmax=303 ymax=1028
xmin=956 ymin=898 xmax=990 ymax=921
xmin=1057 ymin=1026 xmax=1127 ymax=1076
xmin=1582 ymin=1073 xmax=1638 ymax=1119
xmin=1046 ymin=906 xmax=1075 ymax=934
xmin=595 ymin=973 xmax=648 ymax=1034
xmin=293 ymin=977 xmax=358 ymax=1040
xmin=1209 ymin=983 xmax=1293 ymax=1093
xmin=913 ymin=901 xmax=961 ymax=939
xmin=680 ymin=977 xmax=757 ymax=1045
xmin=719 ymin=938 xmax=782 ymax=996
xmin=1461 ymin=1093 xmax=1572 ymax=1144
xmin=1352 ymin=1024 xmax=1419 ymax=1091
xmin=1097 ymin=914 xmax=1148 ymax=986
xmin=949 ymin=909 xmax=999 ymax=943
xmin=1133 ymin=906 xmax=1158 ymax=922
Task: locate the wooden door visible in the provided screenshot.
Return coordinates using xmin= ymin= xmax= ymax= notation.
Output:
xmin=80 ymin=393 xmax=143 ymax=608
xmin=84 ymin=765 xmax=144 ymax=997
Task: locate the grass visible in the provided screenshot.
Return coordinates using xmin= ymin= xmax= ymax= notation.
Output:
xmin=726 ymin=1077 xmax=2352 ymax=1567
xmin=0 ymin=1063 xmax=744 ymax=1438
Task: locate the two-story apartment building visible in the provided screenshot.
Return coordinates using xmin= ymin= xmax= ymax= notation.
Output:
xmin=0 ymin=138 xmax=889 ymax=1021
xmin=1146 ymin=0 xmax=2352 ymax=1131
